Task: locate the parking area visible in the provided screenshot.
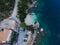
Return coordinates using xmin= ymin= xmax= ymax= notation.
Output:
xmin=15 ymin=28 xmax=31 ymax=45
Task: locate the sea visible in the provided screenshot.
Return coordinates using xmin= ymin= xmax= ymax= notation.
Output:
xmin=32 ymin=0 xmax=60 ymax=45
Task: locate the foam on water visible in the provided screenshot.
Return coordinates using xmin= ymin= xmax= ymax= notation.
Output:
xmin=31 ymin=12 xmax=38 ymax=22
xmin=25 ymin=12 xmax=38 ymax=25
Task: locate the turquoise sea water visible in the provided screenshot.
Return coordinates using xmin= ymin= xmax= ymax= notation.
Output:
xmin=32 ymin=0 xmax=60 ymax=45
xmin=32 ymin=0 xmax=51 ymax=45
xmin=31 ymin=12 xmax=38 ymax=22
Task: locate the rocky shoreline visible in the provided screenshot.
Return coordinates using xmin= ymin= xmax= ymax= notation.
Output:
xmin=26 ymin=0 xmax=38 ymax=13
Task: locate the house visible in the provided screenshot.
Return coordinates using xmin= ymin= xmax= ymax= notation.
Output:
xmin=0 ymin=18 xmax=19 ymax=44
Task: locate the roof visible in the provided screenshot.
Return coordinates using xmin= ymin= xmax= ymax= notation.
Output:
xmin=0 ymin=18 xmax=17 ymax=43
xmin=0 ymin=28 xmax=12 ymax=43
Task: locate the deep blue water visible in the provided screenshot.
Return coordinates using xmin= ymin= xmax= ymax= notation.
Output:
xmin=43 ymin=0 xmax=60 ymax=45
xmin=33 ymin=0 xmax=60 ymax=45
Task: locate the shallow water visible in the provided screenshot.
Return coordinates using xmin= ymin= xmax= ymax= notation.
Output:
xmin=32 ymin=0 xmax=60 ymax=45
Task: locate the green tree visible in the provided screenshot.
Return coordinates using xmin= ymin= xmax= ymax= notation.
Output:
xmin=18 ymin=0 xmax=32 ymax=22
xmin=0 ymin=0 xmax=15 ymax=21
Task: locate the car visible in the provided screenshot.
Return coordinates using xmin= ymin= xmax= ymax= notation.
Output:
xmin=23 ymin=39 xmax=27 ymax=42
xmin=23 ymin=38 xmax=27 ymax=45
xmin=23 ymin=34 xmax=29 ymax=44
xmin=20 ymin=28 xmax=25 ymax=32
xmin=27 ymin=31 xmax=31 ymax=35
xmin=23 ymin=37 xmax=28 ymax=42
xmin=24 ymin=34 xmax=29 ymax=38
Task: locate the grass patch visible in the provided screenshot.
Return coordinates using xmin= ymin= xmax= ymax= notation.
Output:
xmin=20 ymin=22 xmax=34 ymax=33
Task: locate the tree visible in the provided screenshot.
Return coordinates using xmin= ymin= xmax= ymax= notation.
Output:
xmin=18 ymin=0 xmax=33 ymax=22
xmin=0 ymin=0 xmax=15 ymax=21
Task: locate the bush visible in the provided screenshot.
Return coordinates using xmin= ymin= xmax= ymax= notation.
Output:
xmin=20 ymin=22 xmax=34 ymax=33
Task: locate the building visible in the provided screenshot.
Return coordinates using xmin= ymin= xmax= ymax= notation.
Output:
xmin=0 ymin=18 xmax=19 ymax=45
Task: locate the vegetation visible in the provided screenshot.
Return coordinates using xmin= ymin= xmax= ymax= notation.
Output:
xmin=10 ymin=32 xmax=17 ymax=45
xmin=20 ymin=22 xmax=34 ymax=33
xmin=18 ymin=0 xmax=35 ymax=33
xmin=0 ymin=0 xmax=35 ymax=45
xmin=0 ymin=0 xmax=15 ymax=12
xmin=0 ymin=0 xmax=15 ymax=21
xmin=18 ymin=0 xmax=28 ymax=22
xmin=18 ymin=0 xmax=34 ymax=33
xmin=18 ymin=0 xmax=33 ymax=22
xmin=26 ymin=26 xmax=34 ymax=33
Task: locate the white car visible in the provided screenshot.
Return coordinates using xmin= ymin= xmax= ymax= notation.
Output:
xmin=23 ymin=31 xmax=31 ymax=44
xmin=23 ymin=34 xmax=29 ymax=44
xmin=23 ymin=38 xmax=27 ymax=45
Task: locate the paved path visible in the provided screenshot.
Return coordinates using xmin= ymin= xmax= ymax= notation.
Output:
xmin=9 ymin=0 xmax=20 ymax=24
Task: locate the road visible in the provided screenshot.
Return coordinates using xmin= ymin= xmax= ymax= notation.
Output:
xmin=8 ymin=0 xmax=38 ymax=45
xmin=15 ymin=28 xmax=28 ymax=45
xmin=9 ymin=0 xmax=20 ymax=24
xmin=8 ymin=0 xmax=27 ymax=45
